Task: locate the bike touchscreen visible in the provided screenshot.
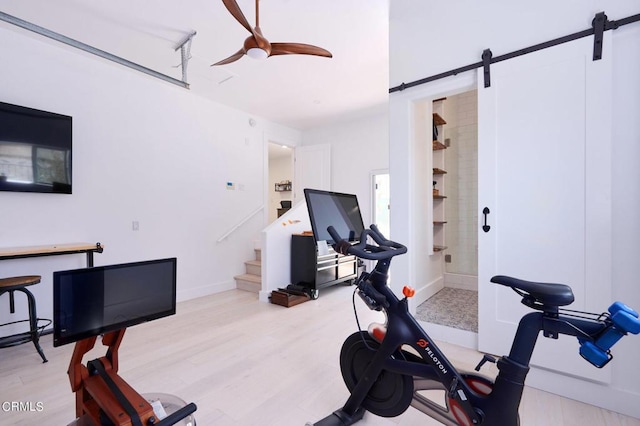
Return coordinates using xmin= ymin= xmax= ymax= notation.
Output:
xmin=304 ymin=188 xmax=365 ymax=245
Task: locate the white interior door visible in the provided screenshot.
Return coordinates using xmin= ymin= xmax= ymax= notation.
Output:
xmin=293 ymin=144 xmax=331 ymax=203
xmin=478 ymin=35 xmax=612 ymax=382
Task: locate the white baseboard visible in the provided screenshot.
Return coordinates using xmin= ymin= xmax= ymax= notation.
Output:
xmin=177 ymin=279 xmax=235 ymax=302
xmin=412 ymin=275 xmax=444 ymax=309
xmin=444 ymin=273 xmax=478 ymax=291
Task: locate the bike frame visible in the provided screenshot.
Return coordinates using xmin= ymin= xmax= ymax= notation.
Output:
xmin=339 ymin=257 xmax=609 ymax=426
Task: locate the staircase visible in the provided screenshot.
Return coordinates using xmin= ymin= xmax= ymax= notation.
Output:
xmin=234 ymin=248 xmax=262 ymax=293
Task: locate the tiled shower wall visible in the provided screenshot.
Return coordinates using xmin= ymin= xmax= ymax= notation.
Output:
xmin=444 ymin=90 xmax=478 ymax=276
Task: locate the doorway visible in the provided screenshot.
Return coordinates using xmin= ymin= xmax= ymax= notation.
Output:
xmin=371 ymin=170 xmax=390 ymax=279
xmin=415 ymin=90 xmax=479 ymax=335
xmin=372 ymin=171 xmax=390 ymax=237
xmin=268 ymin=142 xmax=293 ymax=223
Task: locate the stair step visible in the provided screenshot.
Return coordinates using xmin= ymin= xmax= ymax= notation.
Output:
xmin=254 ymin=248 xmax=261 ymax=262
xmin=235 ymin=273 xmax=261 ymax=293
xmin=245 ymin=259 xmax=261 ymax=276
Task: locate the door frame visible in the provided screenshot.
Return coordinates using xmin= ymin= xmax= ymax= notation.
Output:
xmin=389 ymin=73 xmax=476 ymax=303
xmin=266 ymin=141 xmax=294 ymax=224
xmin=370 ymin=169 xmax=390 ymax=234
xmin=263 ymin=133 xmax=298 ymax=226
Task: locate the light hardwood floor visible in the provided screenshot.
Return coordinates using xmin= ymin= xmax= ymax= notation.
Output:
xmin=1 ymin=285 xmax=639 ymax=425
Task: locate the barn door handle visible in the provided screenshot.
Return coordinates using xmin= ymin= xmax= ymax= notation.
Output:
xmin=482 ymin=207 xmax=491 ymax=233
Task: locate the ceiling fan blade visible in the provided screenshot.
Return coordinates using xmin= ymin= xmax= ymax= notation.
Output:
xmin=222 ymin=0 xmax=254 ymax=34
xmin=211 ymin=49 xmax=245 ymax=66
xmin=270 ymin=43 xmax=332 ymax=58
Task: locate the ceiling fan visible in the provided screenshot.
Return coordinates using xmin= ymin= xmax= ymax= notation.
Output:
xmin=212 ymin=0 xmax=333 ymax=66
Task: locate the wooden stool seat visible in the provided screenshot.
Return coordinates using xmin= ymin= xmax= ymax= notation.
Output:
xmin=0 ymin=275 xmax=41 ymax=290
xmin=0 ymin=275 xmax=48 ymax=362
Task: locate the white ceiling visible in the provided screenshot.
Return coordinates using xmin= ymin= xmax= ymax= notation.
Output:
xmin=0 ymin=0 xmax=389 ymax=130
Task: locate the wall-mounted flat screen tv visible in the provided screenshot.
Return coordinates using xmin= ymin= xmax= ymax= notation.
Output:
xmin=304 ymin=188 xmax=365 ymax=245
xmin=0 ymin=101 xmax=72 ymax=194
xmin=53 ymin=258 xmax=177 ymax=347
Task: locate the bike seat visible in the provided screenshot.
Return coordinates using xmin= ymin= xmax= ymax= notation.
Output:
xmin=491 ymin=275 xmax=575 ymax=307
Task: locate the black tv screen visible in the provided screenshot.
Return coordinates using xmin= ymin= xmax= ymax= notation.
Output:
xmin=0 ymin=101 xmax=72 ymax=194
xmin=304 ymin=188 xmax=365 ymax=245
xmin=53 ymin=258 xmax=177 ymax=347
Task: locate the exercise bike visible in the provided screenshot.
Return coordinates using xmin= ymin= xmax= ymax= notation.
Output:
xmin=309 ymin=224 xmax=640 ymax=426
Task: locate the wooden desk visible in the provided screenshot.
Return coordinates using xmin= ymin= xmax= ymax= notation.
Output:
xmin=0 ymin=242 xmax=104 ymax=267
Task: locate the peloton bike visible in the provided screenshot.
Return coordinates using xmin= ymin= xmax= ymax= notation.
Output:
xmin=304 ymin=188 xmax=640 ymax=426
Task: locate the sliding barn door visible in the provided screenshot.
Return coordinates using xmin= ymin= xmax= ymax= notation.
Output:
xmin=477 ymin=36 xmax=612 ymax=382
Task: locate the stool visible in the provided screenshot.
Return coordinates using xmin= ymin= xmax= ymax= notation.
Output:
xmin=0 ymin=275 xmax=49 ymax=362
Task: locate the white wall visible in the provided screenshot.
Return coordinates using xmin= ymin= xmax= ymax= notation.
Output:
xmin=390 ymin=0 xmax=640 ymax=417
xmin=302 ymin=109 xmax=389 ymax=227
xmin=0 ymin=25 xmax=301 ymax=330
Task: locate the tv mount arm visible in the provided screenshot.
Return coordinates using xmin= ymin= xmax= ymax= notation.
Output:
xmin=68 ymin=328 xmax=197 ymax=426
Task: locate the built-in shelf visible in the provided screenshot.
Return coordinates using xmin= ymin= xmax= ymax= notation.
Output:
xmin=433 ymin=113 xmax=447 ymax=126
xmin=432 ymin=100 xmax=447 ymax=256
xmin=433 ymin=141 xmax=447 ymax=150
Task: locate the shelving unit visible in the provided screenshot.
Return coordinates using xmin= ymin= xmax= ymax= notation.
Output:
xmin=432 ymin=99 xmax=447 ymax=254
xmin=274 ymin=181 xmax=292 ymax=192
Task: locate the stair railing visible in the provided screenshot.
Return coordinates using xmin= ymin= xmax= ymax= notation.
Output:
xmin=216 ymin=205 xmax=264 ymax=243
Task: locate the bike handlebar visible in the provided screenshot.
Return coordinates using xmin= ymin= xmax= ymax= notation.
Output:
xmin=327 ymin=224 xmax=407 ymax=260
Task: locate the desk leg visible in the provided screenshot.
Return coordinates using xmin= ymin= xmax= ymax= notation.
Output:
xmin=86 ymin=252 xmax=94 ymax=268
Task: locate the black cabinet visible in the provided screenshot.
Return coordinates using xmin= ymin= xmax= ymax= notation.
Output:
xmin=291 ymin=234 xmax=357 ymax=297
